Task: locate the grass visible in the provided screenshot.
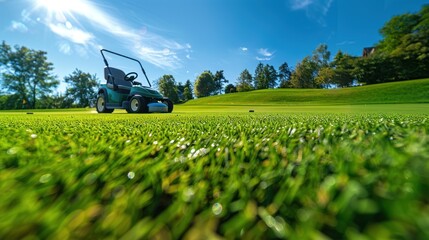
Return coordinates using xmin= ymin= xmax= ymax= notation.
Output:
xmin=0 ymin=110 xmax=428 ymax=239
xmin=1 ymin=80 xmax=428 ymax=239
xmin=185 ymin=78 xmax=429 ymax=106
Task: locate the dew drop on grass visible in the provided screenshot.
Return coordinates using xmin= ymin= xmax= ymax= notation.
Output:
xmin=7 ymin=147 xmax=18 ymax=155
xmin=39 ymin=173 xmax=52 ymax=183
xmin=127 ymin=171 xmax=135 ymax=179
xmin=212 ymin=203 xmax=223 ymax=215
xmin=182 ymin=187 xmax=195 ymax=202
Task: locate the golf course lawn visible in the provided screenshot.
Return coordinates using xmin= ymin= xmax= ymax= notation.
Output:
xmin=1 ymin=102 xmax=428 ymax=239
xmin=1 ymin=78 xmax=429 ymax=239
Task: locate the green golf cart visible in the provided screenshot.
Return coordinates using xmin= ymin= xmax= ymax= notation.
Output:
xmin=96 ymin=49 xmax=173 ymax=113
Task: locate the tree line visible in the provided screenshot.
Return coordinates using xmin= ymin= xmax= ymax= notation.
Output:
xmin=0 ymin=41 xmax=99 ymax=110
xmin=1 ymin=5 xmax=428 ymax=108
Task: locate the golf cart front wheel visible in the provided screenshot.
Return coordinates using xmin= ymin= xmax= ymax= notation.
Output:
xmin=96 ymin=94 xmax=114 ymax=113
xmin=127 ymin=96 xmax=147 ymax=113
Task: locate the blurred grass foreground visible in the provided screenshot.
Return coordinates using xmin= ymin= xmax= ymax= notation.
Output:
xmin=0 ymin=112 xmax=428 ymax=239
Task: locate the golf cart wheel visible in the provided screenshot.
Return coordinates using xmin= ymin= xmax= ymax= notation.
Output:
xmin=96 ymin=93 xmax=114 ymax=113
xmin=163 ymin=99 xmax=174 ymax=113
xmin=127 ymin=96 xmax=147 ymax=113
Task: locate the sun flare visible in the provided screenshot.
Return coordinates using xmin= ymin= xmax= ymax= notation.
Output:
xmin=34 ymin=0 xmax=87 ymax=21
xmin=35 ymin=0 xmax=74 ymax=13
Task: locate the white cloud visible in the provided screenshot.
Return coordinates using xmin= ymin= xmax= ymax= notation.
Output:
xmin=9 ymin=21 xmax=28 ymax=32
xmin=336 ymin=41 xmax=356 ymax=46
xmin=289 ymin=0 xmax=333 ymax=25
xmin=21 ymin=9 xmax=35 ymax=23
xmin=256 ymin=48 xmax=275 ymax=61
xmin=33 ymin=0 xmax=190 ymax=70
xmin=48 ymin=23 xmax=94 ymax=45
xmin=258 ymin=48 xmax=273 ymax=57
xmin=320 ymin=0 xmax=333 ymax=15
xmin=58 ymin=42 xmax=72 ymax=55
xmin=256 ymin=57 xmax=271 ymax=61
xmin=290 ymin=0 xmax=314 ymax=10
xmin=240 ymin=47 xmax=248 ymax=52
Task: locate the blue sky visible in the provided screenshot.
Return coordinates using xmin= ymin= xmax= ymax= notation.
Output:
xmin=1 ymin=0 xmax=426 ymax=92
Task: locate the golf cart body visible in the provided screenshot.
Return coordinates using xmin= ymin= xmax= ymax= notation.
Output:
xmin=96 ymin=49 xmax=173 ymax=113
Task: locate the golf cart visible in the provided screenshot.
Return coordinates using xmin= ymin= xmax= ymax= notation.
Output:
xmin=96 ymin=49 xmax=173 ymax=113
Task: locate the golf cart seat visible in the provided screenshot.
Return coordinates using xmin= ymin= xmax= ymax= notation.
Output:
xmin=104 ymin=67 xmax=132 ymax=92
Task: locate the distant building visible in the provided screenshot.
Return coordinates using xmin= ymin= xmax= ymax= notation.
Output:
xmin=362 ymin=47 xmax=376 ymax=57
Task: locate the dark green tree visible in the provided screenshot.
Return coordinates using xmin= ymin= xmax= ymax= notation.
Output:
xmin=213 ymin=70 xmax=228 ymax=95
xmin=224 ymin=84 xmax=236 ymax=93
xmin=290 ymin=56 xmax=318 ymax=88
xmin=373 ymin=5 xmax=429 ymax=81
xmin=183 ymin=79 xmax=193 ymax=100
xmin=354 ymin=54 xmax=395 ymax=84
xmin=254 ymin=63 xmax=277 ymax=89
xmin=157 ymin=74 xmax=179 ymax=103
xmin=377 ymin=13 xmax=420 ymax=54
xmin=64 ymin=68 xmax=99 ymax=107
xmin=278 ymin=62 xmax=292 ymax=88
xmin=176 ymin=82 xmax=185 ymax=100
xmin=236 ymin=69 xmax=254 ymax=92
xmin=331 ymin=51 xmax=356 ymax=87
xmin=0 ymin=41 xmax=58 ymax=109
xmin=0 ymin=94 xmax=21 ymax=110
xmin=194 ymin=71 xmax=215 ymax=98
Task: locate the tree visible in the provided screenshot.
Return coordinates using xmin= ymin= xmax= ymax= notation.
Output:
xmin=64 ymin=68 xmax=98 ymax=107
xmin=312 ymin=43 xmax=331 ymax=68
xmin=377 ymin=13 xmax=420 ymax=54
xmin=0 ymin=94 xmax=21 ymax=110
xmin=278 ymin=62 xmax=292 ymax=88
xmin=290 ymin=56 xmax=318 ymax=88
xmin=213 ymin=70 xmax=228 ymax=95
xmin=176 ymin=82 xmax=185 ymax=101
xmin=374 ymin=5 xmax=429 ymax=81
xmin=39 ymin=93 xmax=73 ymax=109
xmin=331 ymin=51 xmax=356 ymax=87
xmin=224 ymin=84 xmax=236 ymax=93
xmin=0 ymin=41 xmax=58 ymax=109
xmin=254 ymin=63 xmax=277 ymax=89
xmin=315 ymin=67 xmax=334 ymax=87
xmin=156 ymin=74 xmax=179 ymax=103
xmin=236 ymin=69 xmax=254 ymax=92
xmin=194 ymin=71 xmax=215 ymax=98
xmin=291 ymin=44 xmax=331 ymax=88
xmin=354 ymin=54 xmax=394 ymax=84
xmin=183 ymin=79 xmax=193 ymax=101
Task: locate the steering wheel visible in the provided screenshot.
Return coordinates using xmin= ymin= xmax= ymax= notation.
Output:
xmin=124 ymin=72 xmax=138 ymax=82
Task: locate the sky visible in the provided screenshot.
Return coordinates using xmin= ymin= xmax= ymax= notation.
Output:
xmin=0 ymin=0 xmax=427 ymax=93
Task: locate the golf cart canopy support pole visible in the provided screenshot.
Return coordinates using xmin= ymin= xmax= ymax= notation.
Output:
xmin=100 ymin=49 xmax=152 ymax=87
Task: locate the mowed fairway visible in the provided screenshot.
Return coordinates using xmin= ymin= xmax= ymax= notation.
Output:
xmin=1 ymin=79 xmax=429 ymax=239
xmin=1 ymin=107 xmax=428 ymax=239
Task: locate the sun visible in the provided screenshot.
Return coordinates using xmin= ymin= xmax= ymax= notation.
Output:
xmin=33 ymin=0 xmax=85 ymax=21
xmin=35 ymin=0 xmax=74 ymax=13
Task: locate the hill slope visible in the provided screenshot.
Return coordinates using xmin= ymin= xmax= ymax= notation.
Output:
xmin=185 ymin=78 xmax=429 ymax=105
